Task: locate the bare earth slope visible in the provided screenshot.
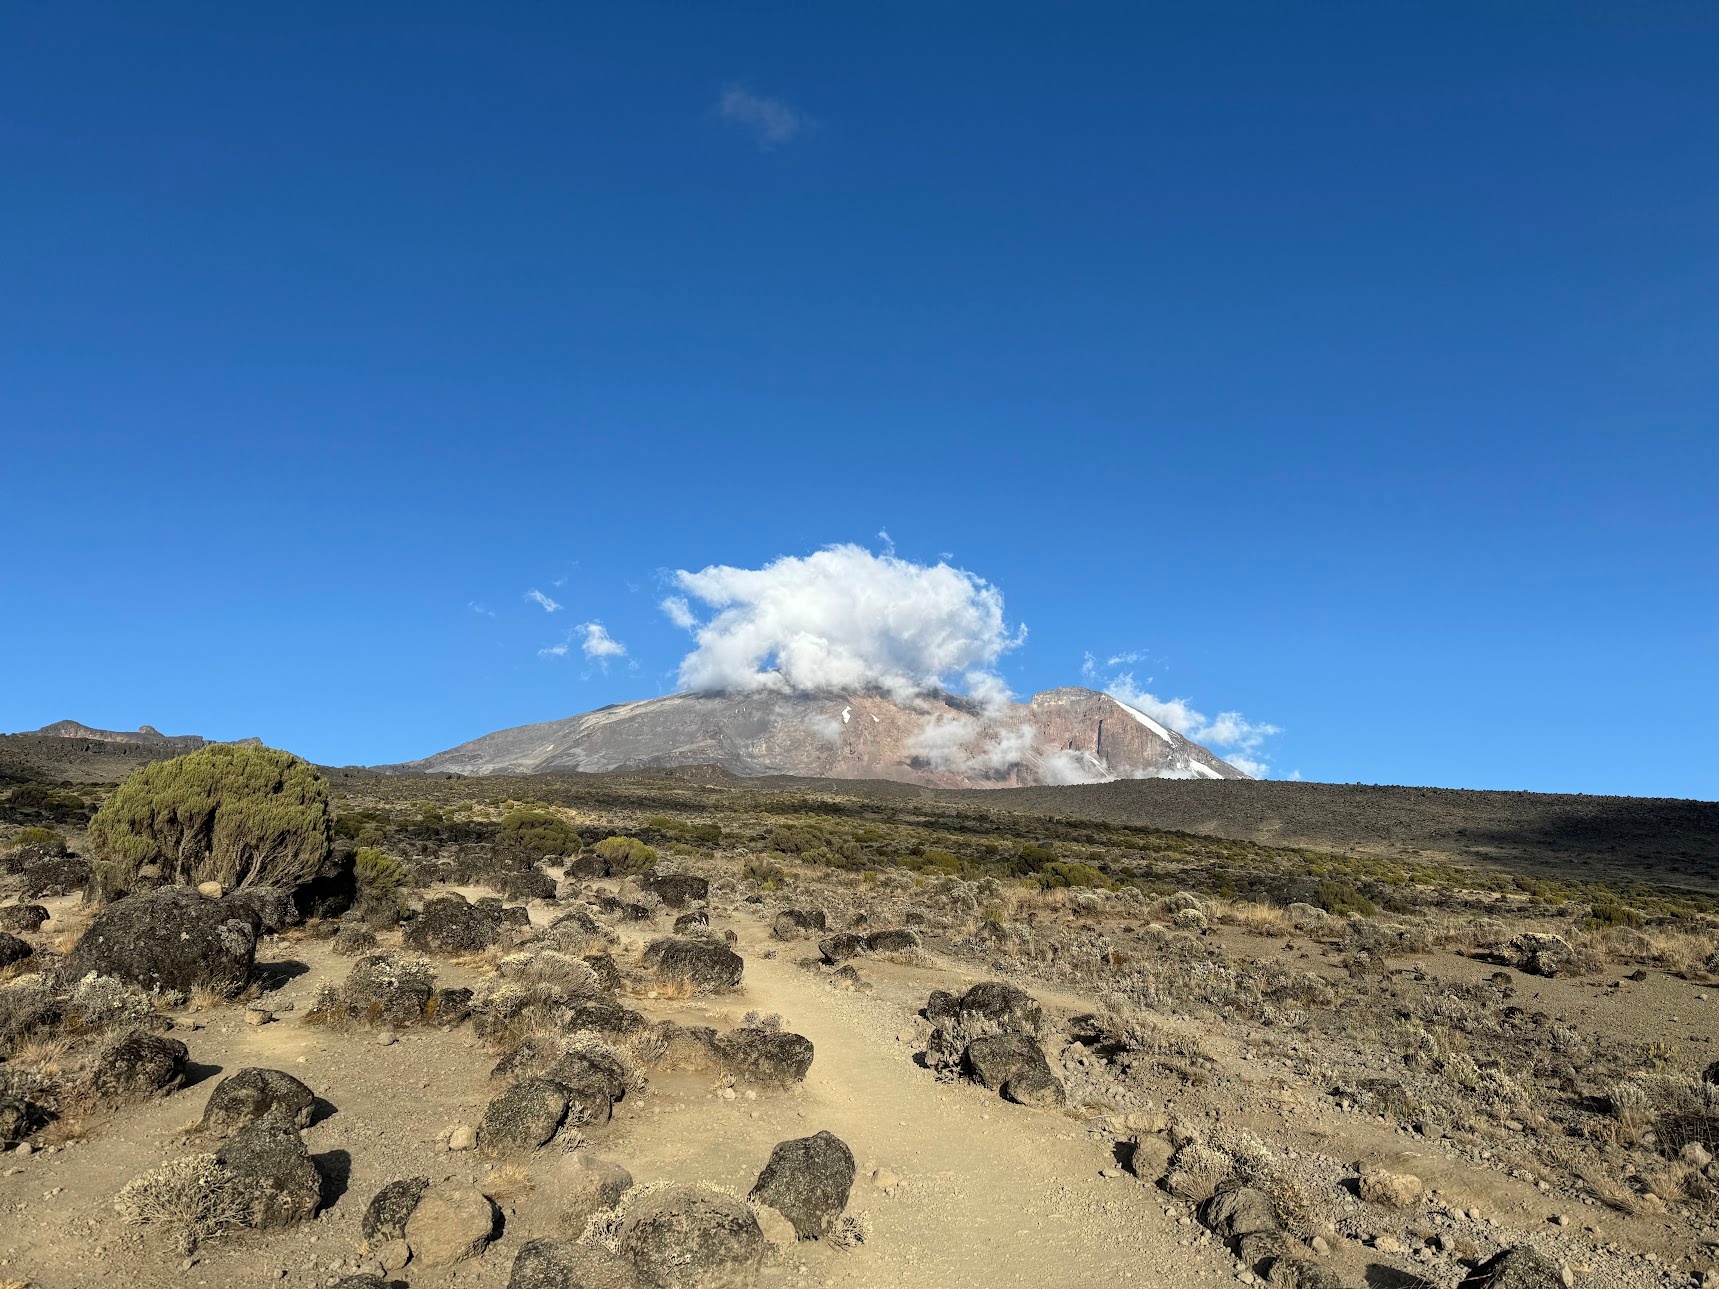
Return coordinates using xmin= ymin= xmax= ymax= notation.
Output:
xmin=387 ymin=686 xmax=1245 ymax=786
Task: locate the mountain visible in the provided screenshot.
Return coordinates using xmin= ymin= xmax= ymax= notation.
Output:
xmin=28 ymin=720 xmax=212 ymax=748
xmin=386 ymin=686 xmax=1249 ymax=786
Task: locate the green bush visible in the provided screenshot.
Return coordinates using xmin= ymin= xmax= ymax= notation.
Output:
xmin=1584 ymin=897 xmax=1646 ymax=930
xmin=1312 ymin=879 xmax=1376 ymax=918
xmin=1034 ymin=861 xmax=1110 ymax=890
xmin=498 ymin=809 xmax=583 ymax=860
xmin=9 ymin=825 xmax=65 ymax=851
xmin=87 ymin=744 xmax=332 ymax=893
xmin=593 ymin=835 xmax=656 ymax=875
xmin=1019 ymin=843 xmax=1057 ymax=869
xmin=353 ymin=847 xmax=409 ymax=901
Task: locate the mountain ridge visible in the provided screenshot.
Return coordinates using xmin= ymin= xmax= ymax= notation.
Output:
xmin=383 ymin=685 xmax=1248 ymax=786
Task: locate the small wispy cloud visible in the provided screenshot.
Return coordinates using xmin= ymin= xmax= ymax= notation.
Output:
xmin=526 ymin=588 xmax=563 ymax=613
xmin=660 ymin=595 xmax=699 ymax=631
xmin=719 ymin=84 xmax=811 ymax=149
xmin=468 ymin=601 xmax=495 ymax=618
xmin=580 ymin=621 xmax=627 ymax=662
xmin=538 ymin=641 xmax=569 ymax=658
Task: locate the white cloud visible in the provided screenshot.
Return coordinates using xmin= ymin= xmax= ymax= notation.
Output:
xmin=660 ymin=595 xmax=699 ymax=631
xmin=803 ymin=713 xmax=845 ymax=744
xmin=670 ymin=544 xmax=1022 ymax=701
xmin=538 ymin=642 xmax=569 ymax=658
xmin=468 ymin=601 xmax=495 ymax=618
xmin=1104 ymin=670 xmax=1282 ymax=777
xmin=719 ymin=84 xmax=810 ymax=149
xmin=580 ymin=622 xmax=627 ymax=660
xmin=526 ymin=589 xmax=563 ymax=613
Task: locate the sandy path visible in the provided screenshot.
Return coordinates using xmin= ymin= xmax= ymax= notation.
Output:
xmin=611 ymin=915 xmax=1238 ymax=1288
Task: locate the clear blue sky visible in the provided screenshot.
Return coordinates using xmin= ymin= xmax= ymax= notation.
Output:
xmin=3 ymin=3 xmax=1715 ymax=797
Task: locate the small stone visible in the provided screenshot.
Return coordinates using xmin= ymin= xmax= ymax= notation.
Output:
xmin=1372 ymin=1234 xmax=1403 ymax=1254
xmin=870 ymin=1167 xmax=900 ymax=1196
xmin=244 ymin=1007 xmax=274 ymax=1026
xmin=197 ymin=881 xmax=225 ymax=899
xmin=1309 ymin=1235 xmax=1330 ymax=1256
xmin=375 ymin=1238 xmax=410 ymax=1272
xmin=376 ymin=1031 xmax=399 ymax=1047
xmin=447 ymin=1125 xmax=477 ymax=1151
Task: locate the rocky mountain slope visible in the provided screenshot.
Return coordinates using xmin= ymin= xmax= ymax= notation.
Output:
xmin=386 ymin=686 xmax=1246 ymax=786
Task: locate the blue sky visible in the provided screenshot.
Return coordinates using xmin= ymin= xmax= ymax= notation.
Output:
xmin=2 ymin=3 xmax=1715 ymax=796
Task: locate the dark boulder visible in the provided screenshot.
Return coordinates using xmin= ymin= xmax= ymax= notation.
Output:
xmin=547 ymin=1048 xmax=629 ymax=1114
xmin=1199 ymin=1185 xmax=1279 ymax=1240
xmin=361 ymin=1175 xmax=430 ymax=1242
xmin=92 ymin=1030 xmax=188 ymax=1101
xmin=772 ymin=908 xmax=826 ymax=940
xmin=583 ymin=953 xmax=624 ymax=992
xmin=673 ymin=911 xmax=709 ymax=933
xmin=0 ymin=932 xmax=32 ymax=968
xmin=200 ymin=1067 xmax=316 ymax=1138
xmin=67 ymin=887 xmax=257 ymax=994
xmin=478 ymin=1077 xmax=570 ymax=1154
xmin=404 ymin=894 xmax=518 ymax=955
xmin=642 ymin=937 xmax=743 ymax=992
xmin=215 ymin=1115 xmax=323 ymax=1229
xmin=817 ymin=933 xmax=867 ymax=963
xmin=224 ymin=885 xmax=297 ymax=933
xmin=0 ymin=1095 xmax=43 ymax=1144
xmin=0 ymin=904 xmax=49 ymax=933
xmin=749 ymin=1130 xmax=855 ymax=1239
xmin=20 ymin=854 xmax=91 ymax=898
xmin=1457 ymin=1246 xmax=1564 ymax=1289
xmin=621 ymin=1186 xmax=765 ymax=1288
xmin=715 ymin=1028 xmax=815 ymax=1085
xmin=864 ymin=928 xmax=920 ymax=954
xmin=643 ymin=874 xmax=709 ymax=909
xmin=431 ymin=985 xmax=474 ymax=1024
xmin=965 ymin=1032 xmax=1066 ymax=1107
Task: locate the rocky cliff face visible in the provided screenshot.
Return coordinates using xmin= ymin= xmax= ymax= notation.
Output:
xmin=389 ymin=687 xmax=1246 ymax=786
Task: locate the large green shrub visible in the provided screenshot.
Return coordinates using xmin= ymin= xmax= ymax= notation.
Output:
xmin=498 ymin=809 xmax=583 ymax=860
xmin=88 ymin=744 xmax=332 ymax=893
xmin=593 ymin=835 xmax=657 ymax=876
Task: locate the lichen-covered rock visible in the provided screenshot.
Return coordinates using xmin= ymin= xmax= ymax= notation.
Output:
xmin=92 ymin=1029 xmax=188 ymax=1101
xmin=223 ymin=884 xmax=296 ymax=933
xmin=478 ymin=1077 xmax=570 ymax=1154
xmin=404 ymin=1182 xmax=498 ymax=1268
xmin=548 ymin=1150 xmax=633 ymax=1234
xmin=1457 ymin=1245 xmax=1564 ymax=1289
xmin=817 ymin=933 xmax=867 ymax=963
xmin=642 ymin=937 xmax=743 ymax=992
xmin=0 ymin=904 xmax=49 ymax=933
xmin=863 ymin=928 xmax=920 ymax=954
xmin=67 ymin=887 xmax=257 ymax=994
xmin=361 ymin=1175 xmax=429 ymax=1242
xmin=1199 ymin=1185 xmax=1279 ymax=1240
xmin=772 ymin=908 xmax=826 ymax=940
xmin=673 ymin=911 xmax=709 ymax=934
xmin=621 ymin=1186 xmax=765 ymax=1288
xmin=715 ymin=1027 xmax=815 ymax=1085
xmin=310 ymin=952 xmax=438 ymax=1026
xmin=200 ymin=1067 xmax=316 ymax=1138
xmin=214 ymin=1115 xmax=322 ymax=1229
xmin=939 ymin=981 xmax=1044 ymax=1038
xmin=547 ymin=1048 xmax=629 ymax=1116
xmin=404 ymin=893 xmax=521 ymax=955
xmin=583 ymin=953 xmax=623 ymax=992
xmin=1507 ymin=933 xmax=1574 ymax=978
xmin=643 ymin=874 xmax=709 ymax=909
xmin=0 ymin=1094 xmax=42 ymax=1144
xmin=1357 ymin=1167 xmax=1423 ymax=1208
xmin=20 ymin=854 xmax=91 ymax=898
xmin=964 ymin=1032 xmax=1065 ymax=1107
xmin=749 ymin=1130 xmax=855 ymax=1240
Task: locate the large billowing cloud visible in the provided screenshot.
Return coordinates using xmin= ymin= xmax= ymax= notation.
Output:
xmin=667 ymin=545 xmax=1023 ymax=699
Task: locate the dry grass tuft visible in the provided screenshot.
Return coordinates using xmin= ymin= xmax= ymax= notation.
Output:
xmin=480 ymin=1163 xmax=536 ymax=1204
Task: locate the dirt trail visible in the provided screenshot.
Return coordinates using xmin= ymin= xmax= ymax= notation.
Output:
xmin=608 ymin=915 xmax=1238 ymax=1287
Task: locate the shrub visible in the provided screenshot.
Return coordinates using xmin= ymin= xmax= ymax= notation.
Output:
xmin=498 ymin=810 xmax=583 ymax=860
xmin=8 ymin=826 xmax=65 ymax=852
xmin=1313 ymin=879 xmax=1376 ymax=918
xmin=593 ymin=836 xmax=656 ymax=876
xmin=114 ymin=1153 xmax=249 ymax=1252
xmin=86 ymin=745 xmax=331 ymax=895
xmin=354 ymin=847 xmax=410 ymax=902
xmin=1034 ymin=862 xmax=1110 ymax=890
